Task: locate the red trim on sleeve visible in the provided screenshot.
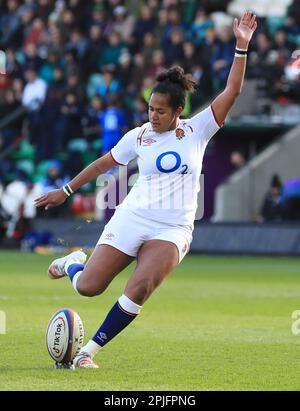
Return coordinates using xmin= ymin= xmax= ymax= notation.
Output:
xmin=110 ymin=151 xmax=126 ymax=166
xmin=211 ymin=104 xmax=224 ymax=128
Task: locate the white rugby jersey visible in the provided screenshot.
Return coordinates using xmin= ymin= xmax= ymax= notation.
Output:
xmin=110 ymin=105 xmax=222 ymax=225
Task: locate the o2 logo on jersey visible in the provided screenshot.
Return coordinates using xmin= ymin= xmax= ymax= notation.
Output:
xmin=156 ymin=151 xmax=188 ymax=174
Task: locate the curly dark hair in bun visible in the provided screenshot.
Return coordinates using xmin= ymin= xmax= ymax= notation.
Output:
xmin=152 ymin=66 xmax=197 ymax=111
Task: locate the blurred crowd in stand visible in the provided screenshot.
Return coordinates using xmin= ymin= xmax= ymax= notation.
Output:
xmin=0 ymin=0 xmax=300 ymax=245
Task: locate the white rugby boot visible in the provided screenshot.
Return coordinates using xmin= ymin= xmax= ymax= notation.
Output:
xmin=73 ymin=351 xmax=99 ymax=369
xmin=48 ymin=250 xmax=87 ymax=279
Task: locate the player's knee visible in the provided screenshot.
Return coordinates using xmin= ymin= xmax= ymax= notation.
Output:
xmin=76 ymin=278 xmax=105 ymax=297
xmin=76 ymin=283 xmax=96 ymax=297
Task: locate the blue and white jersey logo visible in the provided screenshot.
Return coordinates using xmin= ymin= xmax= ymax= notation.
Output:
xmin=156 ymin=151 xmax=188 ymax=174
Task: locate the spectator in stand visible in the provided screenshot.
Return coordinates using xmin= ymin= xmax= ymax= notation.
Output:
xmin=89 ymin=3 xmax=113 ymax=39
xmin=248 ymin=32 xmax=273 ymax=80
xmin=118 ymin=53 xmax=134 ymax=91
xmin=141 ymin=32 xmax=158 ymax=69
xmin=189 ymin=7 xmax=214 ymax=45
xmin=39 ymin=50 xmax=64 ymax=85
xmin=8 ymin=6 xmax=35 ymax=49
xmin=82 ymin=95 xmax=104 ymax=143
xmin=56 ymin=91 xmax=83 ymax=147
xmin=260 ymin=175 xmax=283 ymax=222
xmin=39 ymin=159 xmax=69 ymax=217
xmin=62 ymin=50 xmax=80 ymax=77
xmin=0 ymin=74 xmax=12 ymax=104
xmin=97 ymin=65 xmax=120 ymax=103
xmin=162 ymin=7 xmax=188 ymax=52
xmin=5 ymin=48 xmax=23 ymax=78
xmin=24 ymin=17 xmax=46 ymax=47
xmin=99 ymin=93 xmax=128 ymax=154
xmin=199 ymin=26 xmax=219 ymax=70
xmin=16 ymin=0 xmax=36 ymax=19
xmin=288 ymin=0 xmax=300 ymax=26
xmin=22 ymin=43 xmax=43 ymax=72
xmin=141 ymin=76 xmax=155 ymax=104
xmin=48 ymin=0 xmax=66 ymax=26
xmin=154 ymin=8 xmax=168 ymax=48
xmin=38 ymin=67 xmax=66 ymax=161
xmin=164 ymin=28 xmax=185 ymax=65
xmin=99 ymin=31 xmax=127 ymax=71
xmin=147 ymin=49 xmax=166 ymax=78
xmin=182 ymin=41 xmax=200 ymax=73
xmin=40 ymin=160 xmax=69 ymax=193
xmin=284 ymin=16 xmax=300 ymax=38
xmin=36 ymin=0 xmax=53 ymax=21
xmin=22 ymin=66 xmax=47 ymax=148
xmin=131 ymin=5 xmax=156 ymax=53
xmin=11 ymin=77 xmax=24 ymax=103
xmin=65 ymin=70 xmax=86 ymax=104
xmin=85 ymin=25 xmax=105 ymax=76
xmin=112 ymin=5 xmax=135 ymax=44
xmin=44 ymin=16 xmax=65 ymax=51
xmin=0 ymin=0 xmax=20 ymax=48
xmin=65 ymin=28 xmax=88 ymax=63
xmin=211 ymin=25 xmax=235 ymax=93
xmin=22 ymin=66 xmax=48 ymax=111
xmin=130 ymin=53 xmax=146 ymax=92
xmin=272 ymin=29 xmax=295 ymax=64
xmin=132 ymin=96 xmax=148 ymax=127
xmin=59 ymin=9 xmax=76 ymax=40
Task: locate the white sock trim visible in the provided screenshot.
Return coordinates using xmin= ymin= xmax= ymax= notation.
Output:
xmin=72 ymin=271 xmax=82 ymax=292
xmin=118 ymin=294 xmax=142 ymax=315
xmin=80 ymin=340 xmax=101 ymax=358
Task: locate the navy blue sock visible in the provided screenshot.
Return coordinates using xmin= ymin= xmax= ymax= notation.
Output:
xmin=92 ymin=301 xmax=139 ymax=347
xmin=66 ymin=263 xmax=84 ymax=282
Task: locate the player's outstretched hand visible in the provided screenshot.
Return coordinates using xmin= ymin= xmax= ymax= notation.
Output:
xmin=233 ymin=11 xmax=257 ymax=46
xmin=34 ymin=189 xmax=67 ymax=210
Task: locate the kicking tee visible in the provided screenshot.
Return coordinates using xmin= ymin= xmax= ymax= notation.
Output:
xmin=110 ymin=105 xmax=222 ymax=225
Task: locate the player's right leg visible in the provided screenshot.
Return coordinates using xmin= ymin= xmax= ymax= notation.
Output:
xmin=75 ymin=244 xmax=134 ymax=296
xmin=48 ymin=244 xmax=134 ymax=296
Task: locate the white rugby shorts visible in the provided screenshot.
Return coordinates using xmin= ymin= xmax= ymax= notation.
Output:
xmin=97 ymin=209 xmax=193 ymax=263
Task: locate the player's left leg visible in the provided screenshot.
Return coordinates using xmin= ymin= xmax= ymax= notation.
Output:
xmin=74 ymin=240 xmax=180 ymax=368
xmin=124 ymin=239 xmax=179 ymax=305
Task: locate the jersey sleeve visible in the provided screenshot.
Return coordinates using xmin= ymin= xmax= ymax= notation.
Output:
xmin=188 ymin=105 xmax=223 ymax=145
xmin=110 ymin=127 xmax=140 ymax=165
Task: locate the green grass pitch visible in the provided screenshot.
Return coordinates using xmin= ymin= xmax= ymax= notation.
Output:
xmin=0 ymin=251 xmax=300 ymax=391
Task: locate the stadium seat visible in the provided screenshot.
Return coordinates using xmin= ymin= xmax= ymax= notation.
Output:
xmin=35 ymin=160 xmax=51 ymax=181
xmin=266 ymin=16 xmax=287 ymax=37
xmin=16 ymin=159 xmax=35 ymax=181
xmin=12 ymin=140 xmax=35 ymax=161
xmin=67 ymin=138 xmax=89 ymax=152
xmin=228 ymin=0 xmax=292 ymax=17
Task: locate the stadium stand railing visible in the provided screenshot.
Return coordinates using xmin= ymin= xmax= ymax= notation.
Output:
xmin=213 ymin=122 xmax=300 ymax=222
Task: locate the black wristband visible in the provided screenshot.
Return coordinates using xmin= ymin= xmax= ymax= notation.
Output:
xmin=62 ymin=184 xmax=73 ymax=196
xmin=235 ymin=48 xmax=248 ymax=56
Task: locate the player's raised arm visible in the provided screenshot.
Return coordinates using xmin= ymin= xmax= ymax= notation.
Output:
xmin=34 ymin=152 xmax=117 ymax=210
xmin=211 ymin=11 xmax=257 ymax=126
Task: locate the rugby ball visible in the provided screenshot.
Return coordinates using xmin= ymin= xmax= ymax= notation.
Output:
xmin=46 ymin=308 xmax=84 ymax=364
